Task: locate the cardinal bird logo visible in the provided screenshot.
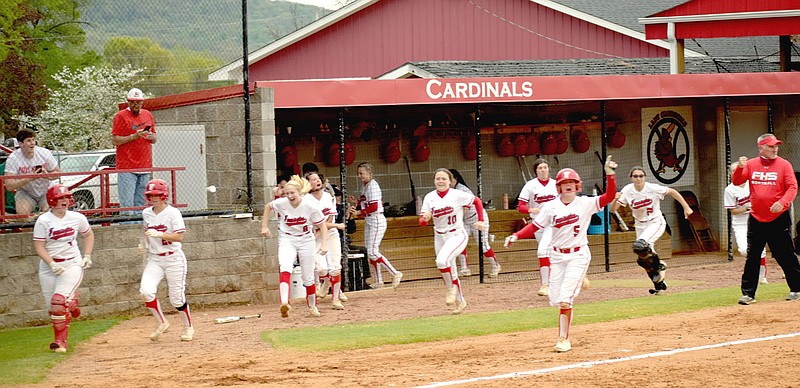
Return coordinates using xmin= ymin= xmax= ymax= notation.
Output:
xmin=646 ymin=110 xmax=690 ymax=184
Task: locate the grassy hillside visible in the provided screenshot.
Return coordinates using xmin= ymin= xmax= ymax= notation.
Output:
xmin=80 ymin=0 xmax=333 ymax=63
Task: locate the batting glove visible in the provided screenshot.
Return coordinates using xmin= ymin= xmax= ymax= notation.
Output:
xmin=604 ymin=155 xmax=618 ymax=175
xmin=81 ymin=254 xmax=92 ymax=269
xmin=503 ymin=235 xmax=518 ymax=248
xmin=49 ymin=261 xmax=65 ymax=275
xmin=145 ymin=229 xmax=165 ymax=238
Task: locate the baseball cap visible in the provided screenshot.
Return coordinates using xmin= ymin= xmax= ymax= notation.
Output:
xmin=127 ymin=88 xmax=145 ymax=101
xmin=758 ymin=134 xmax=782 ymax=147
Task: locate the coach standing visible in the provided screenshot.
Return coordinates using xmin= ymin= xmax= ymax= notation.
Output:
xmin=112 ymin=88 xmax=156 ymax=219
xmin=732 ymin=133 xmax=800 ymax=305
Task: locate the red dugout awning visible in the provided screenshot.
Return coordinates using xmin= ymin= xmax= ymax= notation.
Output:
xmin=255 ymin=72 xmax=800 ymax=109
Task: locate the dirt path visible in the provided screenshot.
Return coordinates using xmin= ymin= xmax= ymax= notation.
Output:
xmin=18 ymin=255 xmax=800 ymax=387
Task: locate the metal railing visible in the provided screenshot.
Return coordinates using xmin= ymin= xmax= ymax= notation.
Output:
xmin=1 ymin=167 xmax=187 ymax=222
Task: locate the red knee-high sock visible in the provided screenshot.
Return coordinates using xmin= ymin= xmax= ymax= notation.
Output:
xmin=439 ymin=267 xmax=453 ymax=287
xmin=376 ymin=256 xmax=398 ymax=275
xmin=331 ymin=274 xmax=342 ymax=300
xmin=306 ymin=284 xmax=317 ymax=308
xmin=539 ymin=257 xmax=551 ymax=284
xmin=177 ymin=302 xmax=192 ymax=328
xmin=369 ymin=259 xmax=383 ymax=284
xmin=145 ymin=299 xmax=166 ymax=324
xmin=485 ymin=248 xmax=499 ymax=266
xmin=559 ymin=308 xmax=573 ymax=339
xmin=279 ymin=271 xmax=291 ymax=305
xmin=453 ymin=278 xmax=464 ymax=301
xmin=760 ymin=256 xmax=767 ymax=279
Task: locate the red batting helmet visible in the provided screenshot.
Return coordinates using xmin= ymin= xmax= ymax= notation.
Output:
xmin=383 ymin=139 xmax=401 ymax=164
xmin=525 ymin=133 xmax=539 ymax=155
xmin=572 ymin=129 xmax=590 ymax=153
xmin=554 ymin=131 xmax=568 ymax=154
xmin=47 ymin=184 xmax=74 ymax=207
xmin=555 ymin=168 xmax=582 ymax=193
xmin=513 ymin=134 xmax=527 ymax=156
xmin=463 ymin=137 xmax=477 ymax=160
xmin=325 ymin=143 xmax=341 ymax=167
xmin=145 ymin=179 xmax=169 ymax=201
xmin=540 ymin=133 xmax=557 ymax=155
xmin=609 ymin=127 xmax=626 ymax=148
xmin=497 ymin=135 xmax=514 ymax=157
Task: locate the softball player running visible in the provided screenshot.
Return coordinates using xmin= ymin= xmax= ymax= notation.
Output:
xmin=517 ymin=158 xmax=558 ymax=296
xmin=504 ymin=157 xmax=618 ymax=352
xmin=724 ymin=162 xmax=768 ymax=284
xmin=610 ymin=166 xmax=693 ymax=294
xmin=420 ymin=168 xmax=486 ymax=314
xmin=305 ymin=172 xmax=347 ymax=310
xmin=139 ymin=179 xmax=194 ymax=341
xmin=33 ymin=185 xmax=94 ymax=353
xmin=351 ymin=162 xmax=402 ymax=289
xmin=449 ymin=169 xmax=500 ymax=277
xmin=262 ymin=175 xmax=328 ymax=318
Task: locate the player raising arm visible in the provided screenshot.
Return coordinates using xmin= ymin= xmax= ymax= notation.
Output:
xmin=419 ymin=168 xmax=486 ymax=315
xmin=262 ymin=175 xmax=328 ymax=318
xmin=504 ymin=156 xmax=618 ymax=353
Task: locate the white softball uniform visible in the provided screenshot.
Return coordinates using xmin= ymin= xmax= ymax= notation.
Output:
xmin=140 ymin=205 xmax=188 ymax=308
xmin=616 ymin=182 xmax=668 ymax=249
xmin=518 ymin=178 xmax=557 ymax=257
xmin=532 ymin=196 xmax=602 ymax=307
xmin=270 ymin=196 xmax=326 ymax=286
xmin=421 ymin=188 xmax=475 ymax=269
xmin=305 ymin=191 xmax=343 ymax=276
xmin=454 ymin=183 xmax=491 ymax=251
xmin=724 ymin=183 xmax=765 ymax=258
xmin=34 ymin=210 xmax=91 ymax=307
xmin=360 ymin=179 xmax=387 ymax=261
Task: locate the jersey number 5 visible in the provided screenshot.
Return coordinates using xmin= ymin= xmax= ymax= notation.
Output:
xmin=573 ymin=225 xmax=580 ymax=237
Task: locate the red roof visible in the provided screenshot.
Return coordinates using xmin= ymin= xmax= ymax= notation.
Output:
xmin=642 ymin=0 xmax=800 ymax=39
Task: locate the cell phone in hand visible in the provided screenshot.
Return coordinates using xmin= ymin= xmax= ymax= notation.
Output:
xmin=144 ymin=125 xmax=152 ymax=132
xmin=34 ymin=165 xmax=43 ymax=174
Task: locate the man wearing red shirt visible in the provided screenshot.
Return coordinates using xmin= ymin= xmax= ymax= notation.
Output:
xmin=112 ymin=88 xmax=157 ymax=219
xmin=732 ymin=133 xmax=800 ymax=304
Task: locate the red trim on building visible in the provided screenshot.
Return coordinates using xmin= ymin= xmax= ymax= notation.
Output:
xmin=253 ymin=72 xmax=800 ymax=109
xmin=118 ymin=84 xmax=252 ymax=112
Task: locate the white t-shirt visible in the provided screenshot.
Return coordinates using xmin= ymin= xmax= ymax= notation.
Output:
xmin=143 ymin=205 xmax=186 ymax=254
xmin=33 ymin=210 xmax=91 ymax=259
xmin=532 ymin=196 xmax=601 ymax=249
xmin=420 ymin=188 xmax=475 ymax=234
xmin=724 ymin=183 xmax=751 ymax=226
xmin=270 ymin=196 xmax=326 ymax=236
xmin=518 ymin=178 xmax=558 ymax=214
xmin=616 ymin=182 xmax=669 ymax=224
xmin=4 ymin=147 xmax=58 ymax=198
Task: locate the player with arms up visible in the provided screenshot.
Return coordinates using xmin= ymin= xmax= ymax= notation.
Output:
xmin=419 ymin=168 xmax=486 ymax=314
xmin=262 ymin=175 xmax=328 ymax=317
xmin=609 ymin=166 xmax=693 ymax=294
xmin=139 ymin=179 xmax=194 ymax=342
xmin=517 ymin=158 xmax=558 ymax=297
xmin=34 ymin=185 xmax=94 ymax=353
xmin=504 ymin=156 xmax=618 ymax=352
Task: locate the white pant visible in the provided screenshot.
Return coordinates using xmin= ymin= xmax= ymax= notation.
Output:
xmin=548 ymin=248 xmax=590 ymax=307
xmin=635 ymin=216 xmax=667 ymax=252
xmin=434 ymin=229 xmax=469 ymax=269
xmin=140 ymin=251 xmax=188 ymax=308
xmin=279 ymin=234 xmax=316 ymax=286
xmin=316 ymin=230 xmax=343 ymax=276
xmin=39 ymin=258 xmax=83 ymax=309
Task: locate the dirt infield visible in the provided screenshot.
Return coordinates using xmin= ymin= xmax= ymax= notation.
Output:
xmin=19 ymin=254 xmax=800 ymax=387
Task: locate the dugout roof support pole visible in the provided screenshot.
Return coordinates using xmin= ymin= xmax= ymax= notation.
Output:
xmin=242 ymin=0 xmax=254 ymax=212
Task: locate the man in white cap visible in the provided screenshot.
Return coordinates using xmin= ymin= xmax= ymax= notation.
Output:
xmin=112 ymin=88 xmax=157 ymax=220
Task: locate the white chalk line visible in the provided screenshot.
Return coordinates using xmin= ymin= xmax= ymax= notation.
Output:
xmin=416 ymin=331 xmax=800 ymax=387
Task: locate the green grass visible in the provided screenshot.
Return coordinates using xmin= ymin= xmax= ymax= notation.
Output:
xmin=262 ymin=283 xmax=789 ymax=351
xmin=0 ymin=318 xmax=126 ymax=385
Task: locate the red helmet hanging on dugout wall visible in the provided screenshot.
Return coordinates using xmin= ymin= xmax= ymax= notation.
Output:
xmin=609 ymin=127 xmax=626 ymax=148
xmin=525 ymin=133 xmax=539 ymax=155
xmin=463 ymin=137 xmax=477 ymax=160
xmin=145 ymin=179 xmax=170 ymax=201
xmin=47 ymin=184 xmax=74 ymax=207
xmin=383 ymin=139 xmax=401 ymax=164
xmin=497 ymin=135 xmax=514 ymax=157
xmin=554 ymin=131 xmax=568 ymax=154
xmin=572 ymin=129 xmax=590 ymax=153
xmin=540 ymin=133 xmax=557 ymax=155
xmin=555 ymin=168 xmax=582 ymax=193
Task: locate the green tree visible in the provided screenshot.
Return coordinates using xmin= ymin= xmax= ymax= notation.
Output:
xmin=14 ymin=66 xmax=143 ymax=152
xmin=0 ymin=0 xmax=100 ymax=139
xmin=104 ymin=36 xmax=174 ymax=87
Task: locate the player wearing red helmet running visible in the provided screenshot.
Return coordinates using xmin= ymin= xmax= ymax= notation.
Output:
xmin=139 ymin=179 xmax=195 ymax=342
xmin=504 ymin=157 xmax=618 ymax=353
xmin=33 ymin=184 xmax=94 ymax=353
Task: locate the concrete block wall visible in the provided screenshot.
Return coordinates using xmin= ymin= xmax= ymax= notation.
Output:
xmin=0 ymin=217 xmax=279 ymax=329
